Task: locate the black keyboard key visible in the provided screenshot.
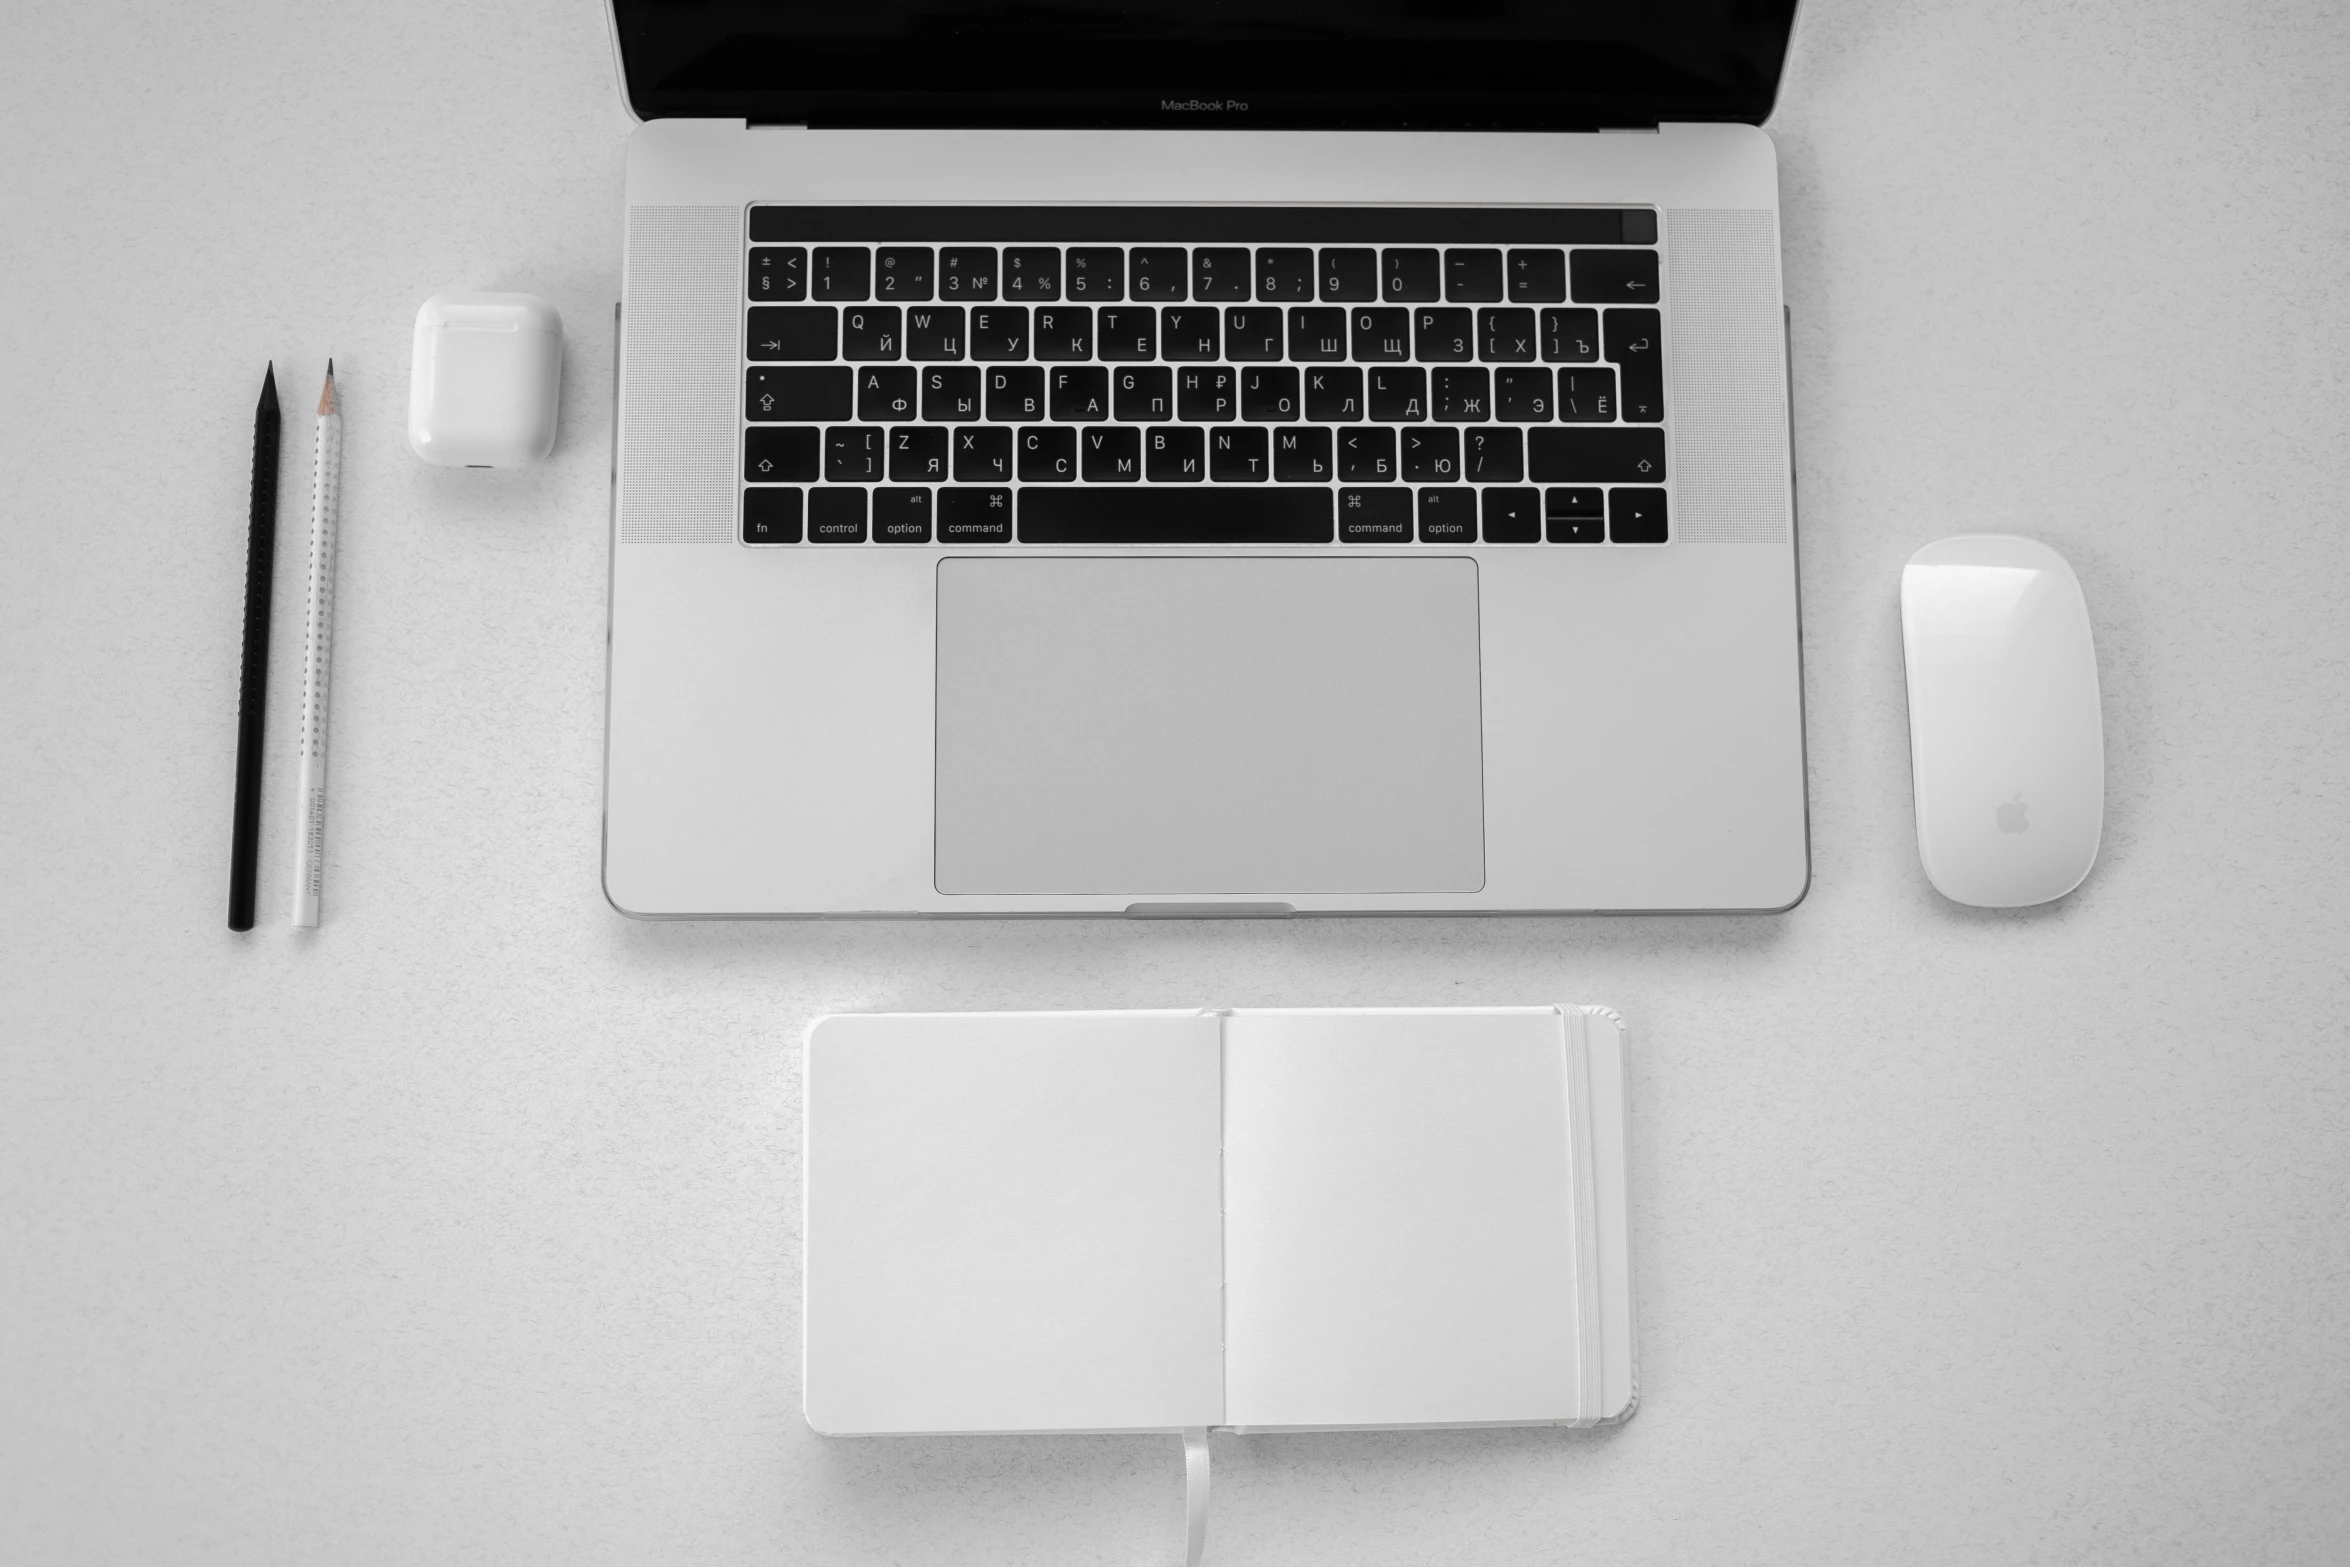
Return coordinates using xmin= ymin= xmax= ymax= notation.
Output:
xmin=873 ymin=486 xmax=933 ymax=541
xmin=747 ymin=366 xmax=851 ymax=422
xmin=971 ymin=306 xmax=1029 ymax=361
xmin=1338 ymin=426 xmax=1396 ymax=482
xmin=1018 ymin=426 xmax=1076 ymax=482
xmin=1003 ymin=247 xmax=1061 ymax=299
xmin=955 ymin=426 xmax=1013 ymax=482
xmin=813 ymin=247 xmax=870 ymax=301
xmin=1339 ymin=487 xmax=1413 ymax=542
xmin=1506 ymin=249 xmax=1566 ymax=303
xmin=1034 ymin=305 xmax=1092 ymax=361
xmin=1526 ymin=428 xmax=1667 ymax=483
xmin=1289 ymin=307 xmax=1347 ymax=362
xmin=1402 ymin=426 xmax=1460 ymax=483
xmin=1082 ymin=426 xmax=1142 ymax=482
xmin=1146 ymin=427 xmax=1205 ymax=482
xmin=1571 ymin=248 xmax=1660 ymax=303
xmin=826 ymin=426 xmax=887 ymax=482
xmin=1546 ymin=486 xmax=1605 ymax=543
xmin=1098 ymin=306 xmax=1157 ymax=361
xmin=1067 ymin=247 xmax=1124 ymax=300
xmin=1194 ymin=248 xmax=1251 ymax=300
xmin=1625 ymin=210 xmax=1659 ymax=244
xmin=1463 ymin=427 xmax=1523 ymax=483
xmin=1240 ymin=366 xmax=1299 ymax=421
xmin=1479 ymin=308 xmax=1538 ymax=363
xmin=1605 ymin=308 xmax=1664 ymax=422
xmin=1273 ymin=427 xmax=1333 ymax=482
xmin=1557 ymin=368 xmax=1616 ymax=422
xmin=1482 ymin=487 xmax=1542 ymax=542
xmin=1211 ymin=427 xmax=1270 ymax=481
xmin=1415 ymin=307 xmax=1474 ymax=362
xmin=1305 ymin=366 xmax=1363 ymax=421
xmin=1224 ymin=307 xmax=1284 ymax=362
xmin=1351 ymin=307 xmax=1410 ymax=362
xmin=891 ymin=426 xmax=948 ymax=481
xmin=748 ymin=305 xmax=837 ymax=361
xmin=841 ymin=305 xmax=902 ymax=360
xmin=1610 ymin=486 xmax=1669 ymax=543
xmin=1541 ymin=307 xmax=1600 ymax=363
xmin=1320 ymin=248 xmax=1378 ymax=302
xmin=1162 ymin=307 xmax=1221 ymax=361
xmin=744 ymin=426 xmax=819 ymax=483
xmin=1115 ymin=365 xmax=1173 ymax=421
xmin=1050 ymin=366 xmax=1110 ymax=421
xmin=1367 ymin=366 xmax=1425 ymax=422
xmin=1433 ymin=367 xmax=1490 ymax=422
xmin=906 ymin=306 xmax=966 ymax=361
xmin=1445 ymin=248 xmax=1504 ymax=302
xmin=985 ymin=366 xmax=1045 ymax=421
xmin=857 ymin=366 xmax=918 ymax=421
xmin=940 ymin=247 xmax=998 ymax=301
xmin=938 ymin=487 xmax=1013 ymax=541
xmin=1129 ymin=247 xmax=1187 ymax=300
xmin=749 ymin=246 xmax=806 ymax=302
xmin=924 ymin=365 xmax=982 ymax=421
xmin=1418 ymin=487 xmax=1476 ymax=542
xmin=875 ymin=247 xmax=933 ymax=301
xmin=1381 ymin=248 xmax=1440 ymax=302
xmin=1494 ymin=367 xmax=1552 ymax=423
xmin=808 ymin=486 xmax=867 ymax=542
xmin=1256 ymin=248 xmax=1314 ymax=301
xmin=1177 ymin=366 xmax=1236 ymax=421
xmin=742 ymin=486 xmax=802 ymax=543
xmin=1019 ymin=487 xmax=1333 ymax=544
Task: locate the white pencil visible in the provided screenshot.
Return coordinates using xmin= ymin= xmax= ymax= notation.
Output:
xmin=290 ymin=363 xmax=342 ymax=927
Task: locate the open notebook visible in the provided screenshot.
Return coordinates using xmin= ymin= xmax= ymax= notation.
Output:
xmin=804 ymin=1006 xmax=1635 ymax=1558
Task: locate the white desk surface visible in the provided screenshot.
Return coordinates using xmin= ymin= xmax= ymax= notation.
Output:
xmin=5 ymin=2 xmax=2348 ymax=1561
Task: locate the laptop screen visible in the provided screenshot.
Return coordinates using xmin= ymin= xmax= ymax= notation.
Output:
xmin=608 ymin=1 xmax=1799 ymax=130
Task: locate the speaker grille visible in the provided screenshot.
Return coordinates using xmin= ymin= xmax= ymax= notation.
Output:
xmin=1665 ymin=209 xmax=1791 ymax=545
xmin=619 ymin=206 xmax=741 ymax=544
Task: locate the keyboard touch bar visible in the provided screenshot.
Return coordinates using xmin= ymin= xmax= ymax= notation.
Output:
xmin=1019 ymin=489 xmax=1334 ymax=543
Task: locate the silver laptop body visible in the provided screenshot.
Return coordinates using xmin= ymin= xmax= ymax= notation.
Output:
xmin=603 ymin=13 xmax=1807 ymax=918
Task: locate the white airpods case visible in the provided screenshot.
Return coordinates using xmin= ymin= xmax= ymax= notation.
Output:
xmin=407 ymin=292 xmax=563 ymax=467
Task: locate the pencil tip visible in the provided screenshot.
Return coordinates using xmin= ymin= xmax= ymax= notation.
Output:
xmin=260 ymin=364 xmax=279 ymax=410
xmin=318 ymin=364 xmax=338 ymax=417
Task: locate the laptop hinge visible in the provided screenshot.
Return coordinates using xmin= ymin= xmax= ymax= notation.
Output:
xmin=1125 ymin=902 xmax=1296 ymax=919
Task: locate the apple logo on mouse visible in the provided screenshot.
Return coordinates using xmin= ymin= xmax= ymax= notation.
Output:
xmin=1996 ymin=794 xmax=2030 ymax=834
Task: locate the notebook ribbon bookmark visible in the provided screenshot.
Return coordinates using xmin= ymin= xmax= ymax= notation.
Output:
xmin=1181 ymin=1427 xmax=1210 ymax=1567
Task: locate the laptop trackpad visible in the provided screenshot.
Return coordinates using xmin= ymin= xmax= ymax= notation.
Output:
xmin=935 ymin=557 xmax=1485 ymax=896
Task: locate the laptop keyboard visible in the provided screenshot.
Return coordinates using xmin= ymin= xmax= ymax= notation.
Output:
xmin=736 ymin=207 xmax=1667 ymax=547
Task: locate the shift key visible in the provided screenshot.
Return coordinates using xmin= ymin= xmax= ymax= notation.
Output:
xmin=1526 ymin=427 xmax=1667 ymax=483
xmin=746 ymin=366 xmax=852 ymax=421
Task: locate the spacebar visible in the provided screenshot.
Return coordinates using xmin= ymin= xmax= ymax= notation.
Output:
xmin=1018 ymin=487 xmax=1335 ymax=543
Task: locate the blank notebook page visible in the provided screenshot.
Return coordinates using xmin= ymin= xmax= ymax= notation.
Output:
xmin=1221 ymin=1008 xmax=1585 ymax=1429
xmin=803 ymin=1011 xmax=1225 ymax=1434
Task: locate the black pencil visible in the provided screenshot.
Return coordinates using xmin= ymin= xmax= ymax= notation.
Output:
xmin=228 ymin=364 xmax=281 ymax=931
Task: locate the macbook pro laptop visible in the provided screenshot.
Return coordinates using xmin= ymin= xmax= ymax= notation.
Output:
xmin=602 ymin=2 xmax=1808 ymax=917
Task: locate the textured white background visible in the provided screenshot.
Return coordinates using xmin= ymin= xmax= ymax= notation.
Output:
xmin=4 ymin=2 xmax=2348 ymax=1561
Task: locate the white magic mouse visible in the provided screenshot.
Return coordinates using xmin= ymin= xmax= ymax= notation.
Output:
xmin=1899 ymin=535 xmax=2104 ymax=908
